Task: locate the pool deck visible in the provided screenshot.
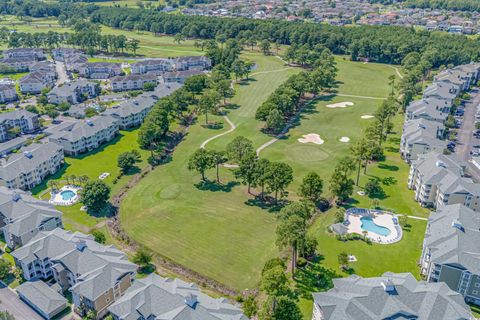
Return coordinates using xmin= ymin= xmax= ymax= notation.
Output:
xmin=49 ymin=185 xmax=81 ymax=206
xmin=346 ymin=211 xmax=402 ymax=244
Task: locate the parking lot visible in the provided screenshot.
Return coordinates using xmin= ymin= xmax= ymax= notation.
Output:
xmin=452 ymin=88 xmax=480 ymax=181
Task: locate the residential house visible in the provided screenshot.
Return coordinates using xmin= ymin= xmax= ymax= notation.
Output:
xmin=174 ymin=56 xmax=212 ymax=71
xmin=163 ymin=70 xmax=205 ymax=83
xmin=17 ymin=281 xmax=68 ymax=320
xmin=47 ymin=80 xmax=99 ymax=105
xmin=131 ymin=59 xmax=174 ymax=75
xmin=108 ymin=273 xmax=248 ymax=320
xmin=311 ymin=272 xmax=474 ymax=319
xmin=3 ymin=48 xmax=44 ymax=60
xmin=52 ymin=48 xmax=83 ymax=62
xmin=0 ymin=142 xmax=64 ymax=190
xmin=408 ymin=151 xmax=480 ymax=210
xmin=0 ymin=84 xmax=17 ymax=103
xmin=110 ymin=74 xmax=157 ymax=92
xmin=12 ymin=228 xmax=137 ymax=319
xmin=19 ymin=71 xmax=55 ymax=94
xmin=421 ymin=204 xmax=480 ymax=306
xmin=405 ymin=97 xmax=452 ymax=123
xmin=0 ymin=186 xmax=63 ymax=249
xmin=78 ymin=62 xmax=123 ymax=79
xmin=400 ymin=118 xmax=446 ymax=162
xmin=46 ymin=116 xmax=119 ymax=156
xmin=0 ymin=109 xmax=40 ymax=142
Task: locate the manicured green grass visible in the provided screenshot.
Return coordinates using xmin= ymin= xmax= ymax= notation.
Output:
xmin=32 ymin=129 xmax=150 ymax=233
xmin=0 ymin=72 xmax=28 ymax=80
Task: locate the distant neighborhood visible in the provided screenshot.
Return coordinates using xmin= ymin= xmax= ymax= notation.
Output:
xmin=182 ymin=0 xmax=480 ymax=35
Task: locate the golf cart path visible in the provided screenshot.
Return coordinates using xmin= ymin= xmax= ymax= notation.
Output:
xmin=199 ymin=65 xmax=294 ymax=149
xmin=390 ymin=66 xmax=404 ymax=79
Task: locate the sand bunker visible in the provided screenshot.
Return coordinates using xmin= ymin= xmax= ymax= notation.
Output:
xmin=361 ymin=115 xmax=374 ymax=119
xmin=298 ymin=133 xmax=324 ymax=145
xmin=339 ymin=137 xmax=350 ymax=143
xmin=326 ymin=101 xmax=354 ymax=109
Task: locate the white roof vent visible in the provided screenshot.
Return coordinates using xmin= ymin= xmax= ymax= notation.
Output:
xmin=381 ymin=279 xmax=395 ymax=293
xmin=76 ymin=240 xmax=87 ymax=252
xmin=185 ymin=293 xmax=198 ymax=308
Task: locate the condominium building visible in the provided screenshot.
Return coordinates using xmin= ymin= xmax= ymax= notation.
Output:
xmin=19 ymin=70 xmax=55 ymax=94
xmin=405 ymin=97 xmax=452 ymax=123
xmin=400 ymin=118 xmax=446 ymax=162
xmin=110 ymin=74 xmax=157 ymax=92
xmin=421 ymin=204 xmax=480 ymax=306
xmin=163 ymin=69 xmax=205 ymax=83
xmin=0 ymin=84 xmax=18 ymax=103
xmin=0 ymin=187 xmax=62 ymax=249
xmin=47 ymin=80 xmax=99 ymax=105
xmin=108 ymin=273 xmax=248 ymax=320
xmin=0 ymin=109 xmax=40 ymax=142
xmin=12 ymin=228 xmax=137 ymax=319
xmin=103 ymin=95 xmax=157 ymax=129
xmin=0 ymin=142 xmax=64 ymax=190
xmin=3 ymin=48 xmax=44 ymax=60
xmin=79 ymin=62 xmax=123 ymax=79
xmin=46 ymin=116 xmax=119 ymax=156
xmin=174 ymin=56 xmax=212 ymax=71
xmin=311 ymin=272 xmax=474 ymax=320
xmin=131 ymin=59 xmax=174 ymax=75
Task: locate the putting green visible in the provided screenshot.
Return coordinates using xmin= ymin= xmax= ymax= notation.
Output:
xmin=286 ymin=145 xmax=330 ymax=162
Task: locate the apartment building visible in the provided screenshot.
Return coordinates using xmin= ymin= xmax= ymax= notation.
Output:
xmin=174 ymin=55 xmax=212 ymax=71
xmin=108 ymin=274 xmax=248 ymax=320
xmin=78 ymin=62 xmax=123 ymax=79
xmin=311 ymin=272 xmax=474 ymax=319
xmin=405 ymin=97 xmax=452 ymax=123
xmin=0 ymin=57 xmax=37 ymax=73
xmin=3 ymin=48 xmax=44 ymax=60
xmin=0 ymin=187 xmax=62 ymax=249
xmin=64 ymin=54 xmax=88 ymax=72
xmin=0 ymin=84 xmax=18 ymax=103
xmin=163 ymin=69 xmax=205 ymax=83
xmin=12 ymin=228 xmax=137 ymax=319
xmin=52 ymin=48 xmax=83 ymax=62
xmin=110 ymin=74 xmax=157 ymax=92
xmin=423 ymin=81 xmax=460 ymax=102
xmin=421 ymin=204 xmax=480 ymax=306
xmin=0 ymin=109 xmax=40 ymax=142
xmin=0 ymin=142 xmax=64 ymax=191
xmin=103 ymin=95 xmax=157 ymax=129
xmin=47 ymin=80 xmax=99 ymax=105
xmin=19 ymin=70 xmax=55 ymax=94
xmin=47 ymin=116 xmax=119 ymax=156
xmin=400 ymin=118 xmax=446 ymax=162
xmin=131 ymin=59 xmax=174 ymax=75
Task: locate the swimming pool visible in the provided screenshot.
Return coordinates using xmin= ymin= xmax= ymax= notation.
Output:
xmin=360 ymin=216 xmax=391 ymax=236
xmin=60 ymin=190 xmax=76 ymax=201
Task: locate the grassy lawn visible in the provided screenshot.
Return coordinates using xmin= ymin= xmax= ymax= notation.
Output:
xmin=120 ymin=53 xmax=296 ymax=291
xmin=31 ymin=129 xmax=150 ymax=234
xmin=0 ymin=72 xmax=28 ymax=80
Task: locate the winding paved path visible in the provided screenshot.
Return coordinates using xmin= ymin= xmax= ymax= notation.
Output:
xmin=200 ymin=115 xmax=236 ymax=149
xmin=390 ymin=66 xmax=404 ymax=79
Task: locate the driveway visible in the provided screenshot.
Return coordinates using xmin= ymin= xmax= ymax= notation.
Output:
xmin=55 ymin=61 xmax=69 ymax=85
xmin=0 ymin=282 xmax=43 ymax=320
xmin=455 ymin=89 xmax=480 ymax=182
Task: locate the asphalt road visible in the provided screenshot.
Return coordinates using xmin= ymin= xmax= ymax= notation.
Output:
xmin=55 ymin=61 xmax=69 ymax=86
xmin=0 ymin=283 xmax=43 ymax=320
xmin=455 ymin=89 xmax=480 ymax=182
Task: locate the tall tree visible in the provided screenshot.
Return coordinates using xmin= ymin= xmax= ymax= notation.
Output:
xmin=276 ymin=214 xmax=306 ymax=277
xmin=187 ymin=149 xmax=214 ymax=181
xmin=266 ymin=162 xmax=293 ymax=203
xmin=298 ymin=172 xmax=323 ymax=204
xmin=226 ymin=136 xmax=254 ymax=163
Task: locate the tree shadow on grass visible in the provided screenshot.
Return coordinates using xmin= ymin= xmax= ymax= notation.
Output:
xmin=238 ymin=78 xmax=257 ymax=86
xmin=87 ymin=203 xmax=115 ymax=218
xmin=378 ymin=163 xmax=399 ymax=171
xmin=388 ymin=136 xmax=401 ymax=144
xmin=194 ymin=180 xmax=239 ymax=192
xmin=244 ymin=195 xmax=287 ymax=212
xmin=201 ymin=122 xmax=224 ymax=130
xmin=294 ymin=256 xmax=340 ymax=300
xmin=224 ymin=103 xmax=240 ymax=110
xmin=385 ymin=146 xmax=400 ymax=153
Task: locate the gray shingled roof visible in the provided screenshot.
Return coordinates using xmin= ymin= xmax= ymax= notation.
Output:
xmin=0 ymin=186 xmax=62 ymax=237
xmin=108 ymin=274 xmax=248 ymax=320
xmin=0 ymin=109 xmax=37 ymax=123
xmin=16 ymin=280 xmax=67 ymax=316
xmin=312 ymin=272 xmax=474 ymax=320
xmin=407 ymin=98 xmax=451 ymax=121
xmin=402 ymin=118 xmax=446 ymax=149
xmin=47 ymin=115 xmax=118 ymax=143
xmin=424 ymin=204 xmax=480 ymax=274
xmin=0 ymin=142 xmax=64 ymax=181
xmin=423 ymin=82 xmax=459 ymax=101
xmin=12 ymin=228 xmax=137 ymax=301
xmin=412 ymin=152 xmax=466 ymax=186
xmin=47 ymin=79 xmax=95 ymax=99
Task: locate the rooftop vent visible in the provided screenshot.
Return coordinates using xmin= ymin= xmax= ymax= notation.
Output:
xmin=11 ymin=192 xmax=21 ymax=202
xmin=76 ymin=240 xmax=87 ymax=252
xmin=23 ymin=151 xmax=33 ymax=159
xmin=185 ymin=293 xmax=198 ymax=308
xmin=381 ymin=279 xmax=395 ymax=293
xmin=452 ymin=219 xmax=465 ymax=232
xmin=436 ymin=160 xmax=447 ymax=168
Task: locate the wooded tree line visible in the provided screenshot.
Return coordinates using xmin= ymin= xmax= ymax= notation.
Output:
xmin=0 ymin=21 xmax=140 ymax=55
xmin=1 ymin=0 xmax=479 ymax=67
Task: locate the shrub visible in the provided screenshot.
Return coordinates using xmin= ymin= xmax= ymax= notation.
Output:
xmin=296 ymin=257 xmax=308 ymax=268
